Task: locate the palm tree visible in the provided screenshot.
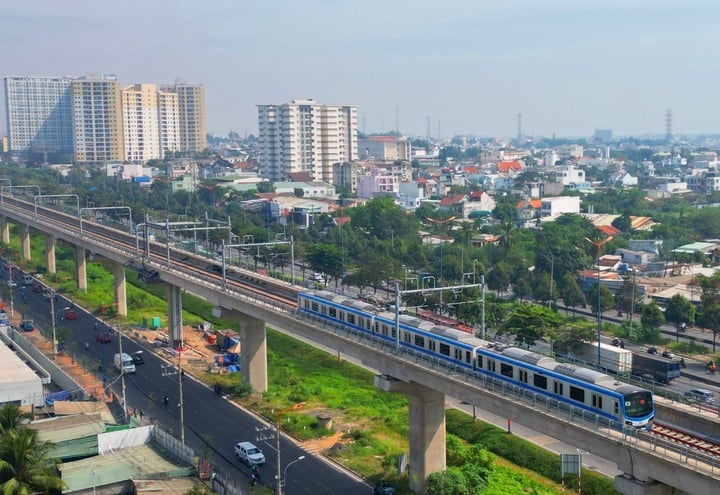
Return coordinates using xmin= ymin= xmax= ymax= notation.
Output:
xmin=0 ymin=428 xmax=65 ymax=494
xmin=0 ymin=405 xmax=30 ymax=435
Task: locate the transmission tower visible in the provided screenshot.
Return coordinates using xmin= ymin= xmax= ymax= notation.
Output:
xmin=665 ymin=109 xmax=673 ymax=144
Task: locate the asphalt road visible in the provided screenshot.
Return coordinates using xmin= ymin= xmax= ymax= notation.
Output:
xmin=3 ymin=265 xmax=369 ymax=495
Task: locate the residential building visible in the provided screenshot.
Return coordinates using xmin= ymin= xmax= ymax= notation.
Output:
xmin=541 ymin=195 xmax=581 ymax=217
xmin=71 ymin=73 xmax=125 ymax=164
xmin=332 ymin=161 xmax=358 ymax=192
xmin=356 ymin=167 xmax=397 ymax=199
xmin=358 ymin=136 xmax=411 ymax=161
xmin=258 ymin=99 xmax=358 ymax=183
xmin=4 ymin=76 xmax=74 ymax=154
xmin=161 ymin=82 xmax=207 ymax=153
xmin=121 ymin=83 xmax=180 ymax=162
xmin=556 ymin=164 xmax=586 ymax=186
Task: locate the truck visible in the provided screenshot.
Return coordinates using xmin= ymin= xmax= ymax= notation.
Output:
xmin=631 ymin=352 xmax=681 ymax=383
xmin=574 ymin=341 xmax=632 ymax=374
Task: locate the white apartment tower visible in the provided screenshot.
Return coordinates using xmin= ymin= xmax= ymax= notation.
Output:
xmin=160 ymin=82 xmax=207 ymax=153
xmin=71 ymin=73 xmax=125 ymax=164
xmin=4 ymin=76 xmax=74 ymax=154
xmin=121 ymin=83 xmax=180 ymax=162
xmin=258 ymin=99 xmax=358 ymax=182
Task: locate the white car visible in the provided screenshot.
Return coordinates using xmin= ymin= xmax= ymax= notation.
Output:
xmin=235 ymin=441 xmax=265 ymax=466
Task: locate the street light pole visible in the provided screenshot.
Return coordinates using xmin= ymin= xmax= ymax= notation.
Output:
xmin=281 ymin=455 xmax=306 ymax=489
xmin=275 ymin=402 xmax=304 ymax=495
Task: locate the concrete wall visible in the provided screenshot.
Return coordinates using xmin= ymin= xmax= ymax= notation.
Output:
xmin=2 ymin=326 xmax=88 ymax=399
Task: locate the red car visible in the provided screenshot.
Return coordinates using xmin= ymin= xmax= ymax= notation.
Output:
xmin=65 ymin=309 xmax=78 ymax=320
xmin=96 ymin=332 xmax=111 ymax=343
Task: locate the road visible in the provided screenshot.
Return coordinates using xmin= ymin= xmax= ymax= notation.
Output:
xmin=3 ymin=264 xmax=369 ymax=495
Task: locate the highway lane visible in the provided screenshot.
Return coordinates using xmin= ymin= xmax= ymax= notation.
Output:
xmin=3 ymin=265 xmax=369 ymax=495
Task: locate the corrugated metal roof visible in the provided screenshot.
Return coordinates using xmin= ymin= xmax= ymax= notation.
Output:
xmin=60 ymin=443 xmax=194 ymax=492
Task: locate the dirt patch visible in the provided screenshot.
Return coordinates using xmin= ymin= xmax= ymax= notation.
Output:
xmin=296 ymin=410 xmax=363 ymax=455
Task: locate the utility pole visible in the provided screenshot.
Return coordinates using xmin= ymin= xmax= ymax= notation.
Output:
xmin=119 ymin=328 xmax=128 ymax=424
xmin=161 ymin=358 xmax=185 ymax=443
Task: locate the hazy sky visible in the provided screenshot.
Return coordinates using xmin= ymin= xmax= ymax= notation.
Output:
xmin=2 ymin=0 xmax=719 ymax=139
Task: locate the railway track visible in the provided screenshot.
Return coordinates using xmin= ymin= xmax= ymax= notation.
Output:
xmin=651 ymin=422 xmax=720 ymax=457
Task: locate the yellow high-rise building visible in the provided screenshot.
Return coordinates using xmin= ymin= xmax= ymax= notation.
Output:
xmin=160 ymin=82 xmax=206 ymax=153
xmin=72 ymin=74 xmax=124 ymax=165
xmin=121 ymin=84 xmax=180 ymax=162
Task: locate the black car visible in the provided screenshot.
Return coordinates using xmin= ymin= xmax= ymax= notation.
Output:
xmin=132 ymin=351 xmax=144 ymax=364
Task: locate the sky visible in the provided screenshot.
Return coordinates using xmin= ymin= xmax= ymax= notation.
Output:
xmin=2 ymin=0 xmax=719 ymax=139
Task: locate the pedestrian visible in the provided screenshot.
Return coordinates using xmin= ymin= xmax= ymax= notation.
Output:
xmin=133 ymin=407 xmax=138 ymax=417
xmin=139 ymin=409 xmax=144 ymax=419
xmin=619 ymin=340 xmax=625 ymax=349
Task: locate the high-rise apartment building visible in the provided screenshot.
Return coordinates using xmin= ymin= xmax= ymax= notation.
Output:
xmin=258 ymin=99 xmax=358 ymax=182
xmin=160 ymin=82 xmax=206 ymax=153
xmin=71 ymin=73 xmax=124 ymax=164
xmin=4 ymin=76 xmax=74 ymax=154
xmin=121 ymin=83 xmax=180 ymax=162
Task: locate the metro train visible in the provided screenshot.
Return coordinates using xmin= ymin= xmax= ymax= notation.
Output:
xmin=297 ymin=290 xmax=655 ymax=428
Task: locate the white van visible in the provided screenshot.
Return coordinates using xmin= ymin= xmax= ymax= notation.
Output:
xmin=114 ymin=353 xmax=136 ymax=374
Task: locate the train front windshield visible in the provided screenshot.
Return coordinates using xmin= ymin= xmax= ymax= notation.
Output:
xmin=624 ymin=391 xmax=653 ymax=417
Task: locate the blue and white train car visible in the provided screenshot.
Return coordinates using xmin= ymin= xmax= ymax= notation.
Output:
xmin=297 ymin=290 xmax=654 ymax=428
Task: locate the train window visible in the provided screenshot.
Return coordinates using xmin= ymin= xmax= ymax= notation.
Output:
xmin=519 ymin=370 xmax=528 ymax=384
xmin=533 ymin=374 xmax=547 ymax=389
xmin=304 ymin=300 xmax=309 ymax=309
xmin=465 ymin=351 xmax=471 ymax=364
xmin=429 ymin=341 xmax=436 ymax=352
xmin=329 ymin=307 xmax=337 ymax=318
xmin=569 ymin=386 xmax=585 ymax=402
xmin=339 ymin=311 xmax=344 ymax=320
xmin=404 ymin=332 xmax=411 ymax=343
xmin=381 ymin=324 xmax=388 ymax=336
xmin=554 ymin=382 xmax=564 ymax=395
xmin=592 ymin=394 xmax=603 ymax=409
xmin=439 ymin=343 xmax=450 ymax=356
xmin=500 ymin=363 xmax=513 ymax=378
xmin=347 ymin=314 xmax=355 ymax=325
xmin=414 ymin=335 xmax=425 ymax=348
xmin=488 ymin=359 xmax=496 ymax=372
xmin=311 ymin=302 xmax=319 ymax=312
xmin=391 ymin=327 xmax=397 ymax=338
xmin=614 ymin=401 xmax=619 ymax=414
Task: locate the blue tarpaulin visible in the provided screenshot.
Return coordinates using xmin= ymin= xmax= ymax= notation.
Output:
xmin=45 ymin=390 xmax=72 ymax=405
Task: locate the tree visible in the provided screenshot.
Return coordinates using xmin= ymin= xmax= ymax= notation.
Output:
xmin=586 ymin=284 xmax=614 ymax=315
xmin=639 ymin=302 xmax=665 ymax=344
xmin=551 ymin=322 xmax=596 ymax=355
xmin=0 ymin=427 xmax=64 ymax=494
xmin=0 ymin=405 xmax=30 ymax=435
xmin=614 ymin=278 xmax=642 ymax=316
xmin=559 ymin=273 xmax=585 ymax=313
xmin=293 ymin=187 xmax=304 ymax=198
xmin=501 ymin=304 xmax=561 ymax=346
xmin=665 ymin=294 xmax=696 ymax=342
xmin=697 ymin=302 xmax=720 ymax=354
xmin=256 ymin=181 xmax=275 ymax=193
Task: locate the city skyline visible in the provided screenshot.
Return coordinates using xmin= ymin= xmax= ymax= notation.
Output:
xmin=2 ymin=0 xmax=719 ymax=139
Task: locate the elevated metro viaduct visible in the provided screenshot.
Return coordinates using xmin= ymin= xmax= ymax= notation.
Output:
xmin=1 ymin=205 xmax=719 ymax=495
